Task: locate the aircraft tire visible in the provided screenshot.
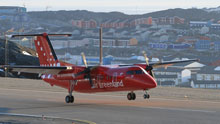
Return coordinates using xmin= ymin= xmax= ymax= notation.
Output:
xmin=70 ymin=96 xmax=74 ymax=103
xmin=131 ymin=93 xmax=136 ymax=100
xmin=127 ymin=93 xmax=132 ymax=100
xmin=65 ymin=95 xmax=71 ymax=103
xmin=65 ymin=95 xmax=74 ymax=103
xmin=143 ymin=94 xmax=150 ymax=99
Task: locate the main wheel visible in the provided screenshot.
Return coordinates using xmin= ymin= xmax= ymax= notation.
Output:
xmin=70 ymin=95 xmax=74 ymax=103
xmin=65 ymin=95 xmax=71 ymax=103
xmin=131 ymin=93 xmax=136 ymax=100
xmin=127 ymin=93 xmax=132 ymax=100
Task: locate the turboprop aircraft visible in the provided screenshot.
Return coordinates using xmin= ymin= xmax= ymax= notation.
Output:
xmin=1 ymin=32 xmax=198 ymax=103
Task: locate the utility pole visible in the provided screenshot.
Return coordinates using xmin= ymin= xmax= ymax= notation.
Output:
xmin=99 ymin=27 xmax=103 ymax=65
xmin=4 ymin=33 xmax=8 ymax=77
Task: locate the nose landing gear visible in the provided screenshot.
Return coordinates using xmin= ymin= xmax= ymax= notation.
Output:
xmin=143 ymin=90 xmax=150 ymax=99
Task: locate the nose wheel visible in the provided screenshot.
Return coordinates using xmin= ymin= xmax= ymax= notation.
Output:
xmin=143 ymin=90 xmax=150 ymax=99
xmin=127 ymin=92 xmax=136 ymax=100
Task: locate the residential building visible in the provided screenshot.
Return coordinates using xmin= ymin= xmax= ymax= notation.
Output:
xmin=153 ymin=16 xmax=184 ymax=25
xmin=214 ymin=41 xmax=220 ymax=51
xmin=195 ymin=40 xmax=211 ymax=51
xmin=190 ymin=21 xmax=220 ymax=30
xmin=148 ymin=43 xmax=191 ymax=50
xmin=131 ymin=17 xmax=153 ymax=26
xmin=71 ymin=19 xmax=97 ymax=29
xmin=93 ymin=38 xmax=138 ymax=47
xmin=51 ymin=38 xmax=90 ymax=49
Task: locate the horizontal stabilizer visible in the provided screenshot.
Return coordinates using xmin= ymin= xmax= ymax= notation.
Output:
xmin=12 ymin=33 xmax=72 ymax=38
xmin=1 ymin=65 xmax=73 ymax=75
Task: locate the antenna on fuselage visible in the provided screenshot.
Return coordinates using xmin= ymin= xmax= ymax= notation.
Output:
xmin=99 ymin=27 xmax=103 ymax=65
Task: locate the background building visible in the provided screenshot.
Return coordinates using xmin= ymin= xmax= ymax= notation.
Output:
xmin=0 ymin=6 xmax=28 ymax=22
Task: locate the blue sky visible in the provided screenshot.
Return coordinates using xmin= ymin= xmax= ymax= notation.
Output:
xmin=1 ymin=0 xmax=219 ymax=14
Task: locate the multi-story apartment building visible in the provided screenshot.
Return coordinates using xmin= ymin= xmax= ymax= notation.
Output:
xmin=153 ymin=16 xmax=185 ymax=25
xmin=71 ymin=19 xmax=97 ymax=29
xmin=93 ymin=37 xmax=138 ymax=47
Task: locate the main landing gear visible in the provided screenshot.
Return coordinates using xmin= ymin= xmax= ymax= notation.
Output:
xmin=127 ymin=92 xmax=136 ymax=100
xmin=65 ymin=80 xmax=76 ymax=104
xmin=65 ymin=95 xmax=74 ymax=103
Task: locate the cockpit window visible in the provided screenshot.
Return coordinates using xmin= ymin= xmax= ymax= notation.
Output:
xmin=135 ymin=70 xmax=143 ymax=74
xmin=126 ymin=70 xmax=144 ymax=75
xmin=126 ymin=70 xmax=134 ymax=75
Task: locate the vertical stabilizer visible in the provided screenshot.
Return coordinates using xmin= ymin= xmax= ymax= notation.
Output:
xmin=34 ymin=33 xmax=59 ymax=66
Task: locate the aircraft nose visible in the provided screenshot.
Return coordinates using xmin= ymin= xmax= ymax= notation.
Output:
xmin=149 ymin=76 xmax=157 ymax=88
xmin=143 ymin=73 xmax=157 ymax=88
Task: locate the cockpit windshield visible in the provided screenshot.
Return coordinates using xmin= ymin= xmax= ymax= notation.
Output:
xmin=126 ymin=67 xmax=148 ymax=75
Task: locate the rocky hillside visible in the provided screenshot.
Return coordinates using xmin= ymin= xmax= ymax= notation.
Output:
xmin=0 ymin=38 xmax=40 ymax=78
xmin=28 ymin=8 xmax=220 ymax=24
xmin=0 ymin=38 xmax=39 ymax=65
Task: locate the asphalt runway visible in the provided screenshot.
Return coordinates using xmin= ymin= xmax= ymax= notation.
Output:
xmin=0 ymin=87 xmax=220 ymax=124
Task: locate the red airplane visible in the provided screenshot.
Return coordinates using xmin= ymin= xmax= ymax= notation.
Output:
xmin=2 ymin=33 xmax=198 ymax=103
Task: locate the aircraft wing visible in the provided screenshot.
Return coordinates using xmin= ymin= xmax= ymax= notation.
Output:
xmin=1 ymin=65 xmax=73 ymax=75
xmin=149 ymin=59 xmax=199 ymax=68
xmin=119 ymin=59 xmax=199 ymax=68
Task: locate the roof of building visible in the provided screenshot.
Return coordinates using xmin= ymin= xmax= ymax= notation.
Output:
xmin=194 ymin=80 xmax=220 ymax=84
xmin=154 ymin=67 xmax=183 ymax=72
xmin=197 ymin=66 xmax=220 ymax=74
xmin=155 ymin=75 xmax=177 ymax=78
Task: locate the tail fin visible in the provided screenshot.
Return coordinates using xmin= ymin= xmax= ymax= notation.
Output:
xmin=34 ymin=33 xmax=58 ymax=66
xmin=12 ymin=33 xmax=72 ymax=66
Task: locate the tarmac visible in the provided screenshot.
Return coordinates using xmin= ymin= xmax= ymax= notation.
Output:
xmin=0 ymin=77 xmax=220 ymax=124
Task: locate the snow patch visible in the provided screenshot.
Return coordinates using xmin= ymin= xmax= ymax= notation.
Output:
xmin=22 ymin=51 xmax=32 ymax=56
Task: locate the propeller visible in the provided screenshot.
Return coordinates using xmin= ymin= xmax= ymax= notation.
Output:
xmin=75 ymin=27 xmax=102 ymax=88
xmin=142 ymin=51 xmax=155 ymax=78
xmin=81 ymin=52 xmax=88 ymax=68
xmin=74 ymin=52 xmax=95 ymax=87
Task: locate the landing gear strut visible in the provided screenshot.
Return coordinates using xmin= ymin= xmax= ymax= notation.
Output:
xmin=127 ymin=92 xmax=136 ymax=100
xmin=65 ymin=80 xmax=76 ymax=104
xmin=143 ymin=90 xmax=150 ymax=99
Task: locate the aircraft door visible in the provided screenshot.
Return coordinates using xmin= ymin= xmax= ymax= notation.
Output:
xmin=96 ymin=74 xmax=103 ymax=84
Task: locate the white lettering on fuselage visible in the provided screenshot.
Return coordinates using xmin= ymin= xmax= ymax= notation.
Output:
xmin=92 ymin=80 xmax=124 ymax=89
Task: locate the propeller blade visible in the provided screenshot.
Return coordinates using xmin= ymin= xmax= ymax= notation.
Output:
xmin=81 ymin=52 xmax=88 ymax=68
xmin=87 ymin=73 xmax=94 ymax=88
xmin=74 ymin=66 xmax=99 ymax=88
xmin=142 ymin=51 xmax=149 ymax=65
xmin=142 ymin=51 xmax=155 ymax=78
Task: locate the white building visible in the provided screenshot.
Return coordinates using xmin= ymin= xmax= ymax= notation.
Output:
xmin=192 ymin=66 xmax=220 ymax=89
